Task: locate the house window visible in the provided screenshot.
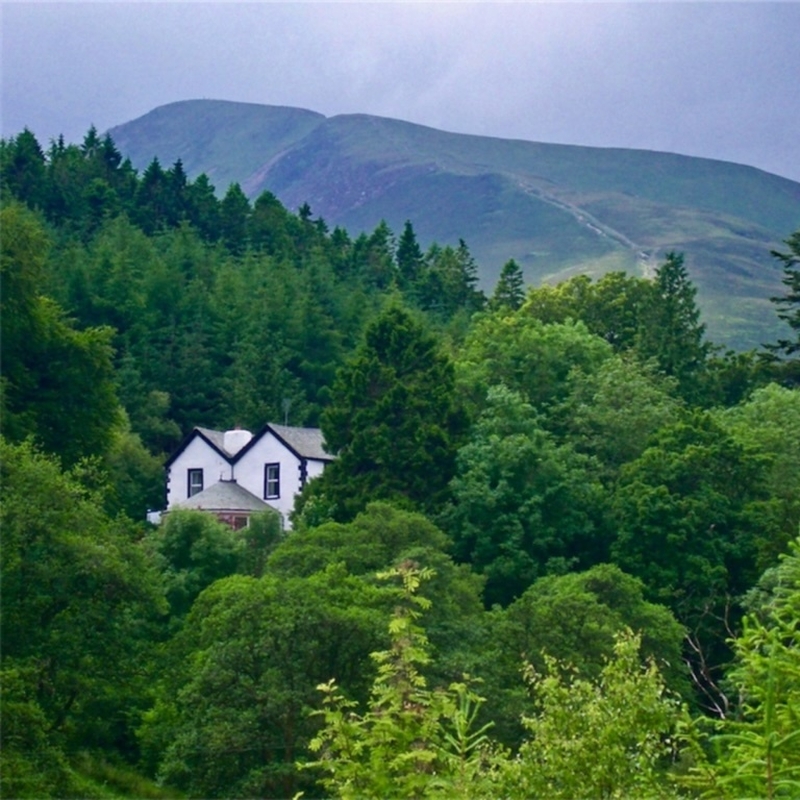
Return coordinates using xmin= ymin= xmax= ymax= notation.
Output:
xmin=188 ymin=468 xmax=204 ymax=497
xmin=232 ymin=516 xmax=249 ymax=531
xmin=264 ymin=463 xmax=280 ymax=499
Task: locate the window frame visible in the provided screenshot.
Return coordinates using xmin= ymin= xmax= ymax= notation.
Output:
xmin=187 ymin=468 xmax=204 ymax=498
xmin=264 ymin=462 xmax=281 ymax=499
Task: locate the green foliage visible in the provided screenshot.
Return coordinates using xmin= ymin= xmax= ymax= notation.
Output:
xmin=524 ymin=270 xmax=651 ymax=351
xmin=442 ymin=385 xmax=609 ymax=606
xmin=559 ymin=354 xmax=681 ymax=480
xmin=143 ymin=509 xmax=244 ymax=619
xmin=685 ymin=535 xmax=800 ymax=798
xmin=766 ymin=229 xmax=800 ymax=373
xmin=611 ymin=410 xmax=766 ymax=614
xmin=396 ymin=219 xmax=424 ymax=288
xmin=144 ymin=566 xmax=389 ymax=799
xmin=103 ymin=413 xmax=166 ymax=519
xmin=237 ymin=509 xmax=286 ymax=578
xmin=0 ymin=202 xmax=122 ymax=465
xmin=489 ymin=258 xmax=525 ymax=312
xmin=313 ymin=305 xmax=468 ymax=521
xmin=272 ymin=502 xmax=452 ymax=578
xmin=455 ymin=310 xmax=612 ymax=416
xmin=636 ymin=252 xmax=711 ymax=402
xmin=415 ymin=239 xmax=486 ymax=319
xmin=0 ymin=666 xmax=73 ymax=798
xmin=307 ymin=563 xmax=501 ymax=799
xmin=476 ymin=564 xmax=687 ymax=749
xmin=714 ymin=383 xmax=800 ymax=567
xmin=0 ymin=438 xmax=166 ymax=783
xmin=498 ymin=631 xmax=687 ymax=800
xmin=307 ymin=566 xmax=690 ymax=800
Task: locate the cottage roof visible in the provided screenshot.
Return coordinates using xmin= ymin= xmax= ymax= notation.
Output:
xmin=166 ymin=422 xmax=333 ymax=467
xmin=174 ymin=480 xmax=270 ymax=512
xmin=195 ymin=426 xmax=229 ymax=454
xmin=268 ymin=423 xmax=331 ymax=461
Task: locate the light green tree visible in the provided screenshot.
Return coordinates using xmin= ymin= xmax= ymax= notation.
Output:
xmin=307 ymin=563 xmax=501 ymax=799
xmin=497 ymin=631 xmax=688 ymax=800
xmin=685 ymin=534 xmax=800 ymax=799
xmin=714 ymin=383 xmax=800 ymax=567
xmin=454 ymin=311 xmax=612 ymax=416
xmin=441 ymin=385 xmax=609 ymax=607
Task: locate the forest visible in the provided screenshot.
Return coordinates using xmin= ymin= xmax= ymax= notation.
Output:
xmin=1 ymin=126 xmax=799 ymax=799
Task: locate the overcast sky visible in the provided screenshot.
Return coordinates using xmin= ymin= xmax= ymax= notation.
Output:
xmin=2 ymin=1 xmax=798 ymax=182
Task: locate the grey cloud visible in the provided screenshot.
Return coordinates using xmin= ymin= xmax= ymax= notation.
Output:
xmin=2 ymin=2 xmax=798 ymax=182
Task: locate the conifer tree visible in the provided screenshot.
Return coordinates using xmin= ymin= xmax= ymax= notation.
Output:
xmin=765 ymin=229 xmax=800 ymax=385
xmin=311 ymin=305 xmax=468 ymax=521
xmin=396 ymin=220 xmax=424 ymax=288
xmin=490 ymin=259 xmax=525 ymax=311
xmin=635 ymin=252 xmax=710 ymax=401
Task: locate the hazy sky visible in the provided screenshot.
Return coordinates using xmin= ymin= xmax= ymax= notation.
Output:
xmin=2 ymin=1 xmax=799 ymax=182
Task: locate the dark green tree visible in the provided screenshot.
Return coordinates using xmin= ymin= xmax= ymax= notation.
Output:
xmin=134 ymin=157 xmax=169 ymax=234
xmin=611 ymin=410 xmax=766 ymax=615
xmin=307 ymin=305 xmax=468 ymax=522
xmin=635 ymin=252 xmax=711 ymax=401
xmin=351 ymin=221 xmax=397 ymax=290
xmin=0 ymin=202 xmax=121 ymax=465
xmin=0 ymin=128 xmax=47 ymax=210
xmin=558 ymin=354 xmax=681 ymax=481
xmin=0 ymin=439 xmax=165 ymax=785
xmin=248 ymin=190 xmax=295 ymax=257
xmin=416 ymin=240 xmax=485 ymax=318
xmin=490 ymin=258 xmax=525 ymax=312
xmin=482 ymin=563 xmax=687 ymax=748
xmin=219 ymin=182 xmax=251 ymax=253
xmin=141 ymin=566 xmax=389 ymax=799
xmin=185 ymin=172 xmax=221 ymax=241
xmin=764 ymin=229 xmax=800 ymax=385
xmin=396 ymin=219 xmax=424 ymax=289
xmin=143 ymin=509 xmax=244 ymax=620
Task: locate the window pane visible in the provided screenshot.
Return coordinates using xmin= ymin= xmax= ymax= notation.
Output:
xmin=264 ymin=463 xmax=280 ymax=499
xmin=188 ymin=469 xmax=203 ymax=497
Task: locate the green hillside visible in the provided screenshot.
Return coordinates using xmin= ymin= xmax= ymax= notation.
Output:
xmin=109 ymin=100 xmax=800 ymax=349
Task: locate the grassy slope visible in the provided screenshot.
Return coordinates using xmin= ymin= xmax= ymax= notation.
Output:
xmin=108 ymin=99 xmax=325 ymax=193
xmin=109 ymin=101 xmax=800 ymax=349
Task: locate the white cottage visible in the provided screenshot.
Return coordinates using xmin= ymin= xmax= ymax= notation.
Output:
xmin=164 ymin=423 xmax=333 ymax=527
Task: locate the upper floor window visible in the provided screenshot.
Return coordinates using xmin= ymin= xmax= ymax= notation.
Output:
xmin=264 ymin=463 xmax=280 ymax=499
xmin=188 ymin=468 xmax=204 ymax=497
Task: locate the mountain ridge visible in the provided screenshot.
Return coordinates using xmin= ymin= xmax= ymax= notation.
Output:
xmin=108 ymin=99 xmax=800 ymax=349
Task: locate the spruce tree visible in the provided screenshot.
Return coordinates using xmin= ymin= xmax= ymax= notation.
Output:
xmin=313 ymin=305 xmax=468 ymax=521
xmin=635 ymin=252 xmax=710 ymax=401
xmin=396 ymin=220 xmax=424 ymax=289
xmin=490 ymin=258 xmax=526 ymax=311
xmin=765 ymin=229 xmax=800 ymax=385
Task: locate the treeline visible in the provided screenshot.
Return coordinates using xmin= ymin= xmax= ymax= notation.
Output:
xmin=1 ymin=127 xmax=799 ymax=798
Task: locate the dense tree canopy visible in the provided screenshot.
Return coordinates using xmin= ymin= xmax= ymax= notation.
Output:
xmin=2 ymin=125 xmax=798 ymax=799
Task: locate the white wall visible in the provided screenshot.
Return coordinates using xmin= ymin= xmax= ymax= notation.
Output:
xmin=167 ymin=436 xmax=232 ymax=508
xmin=235 ymin=432 xmax=302 ymax=520
xmin=167 ymin=430 xmax=330 ymax=524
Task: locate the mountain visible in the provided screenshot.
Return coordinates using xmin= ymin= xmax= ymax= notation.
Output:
xmin=109 ymin=99 xmax=800 ymax=350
